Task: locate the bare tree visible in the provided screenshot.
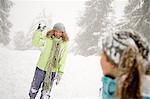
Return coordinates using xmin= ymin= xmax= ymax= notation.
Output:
xmin=73 ymin=0 xmax=114 ymax=56
xmin=119 ymin=0 xmax=150 ymax=43
xmin=0 ymin=0 xmax=13 ymax=45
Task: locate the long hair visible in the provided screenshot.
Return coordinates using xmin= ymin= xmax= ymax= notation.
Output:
xmin=46 ymin=30 xmax=69 ymax=42
xmin=116 ymin=47 xmax=144 ymax=99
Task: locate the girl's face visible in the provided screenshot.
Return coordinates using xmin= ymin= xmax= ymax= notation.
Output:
xmin=100 ymin=52 xmax=118 ymax=78
xmin=54 ymin=30 xmax=63 ymax=38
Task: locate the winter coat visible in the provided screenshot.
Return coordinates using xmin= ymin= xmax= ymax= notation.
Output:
xmin=102 ymin=76 xmax=150 ymax=99
xmin=32 ymin=31 xmax=68 ymax=74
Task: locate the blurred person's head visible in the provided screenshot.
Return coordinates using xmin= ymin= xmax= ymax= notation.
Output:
xmin=100 ymin=30 xmax=150 ymax=99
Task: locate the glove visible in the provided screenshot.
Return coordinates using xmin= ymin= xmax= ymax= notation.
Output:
xmin=37 ymin=23 xmax=41 ymax=29
xmin=37 ymin=24 xmax=46 ymax=32
xmin=55 ymin=73 xmax=62 ymax=85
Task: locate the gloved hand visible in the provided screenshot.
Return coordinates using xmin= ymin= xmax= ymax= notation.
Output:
xmin=55 ymin=73 xmax=62 ymax=85
xmin=37 ymin=23 xmax=46 ymax=32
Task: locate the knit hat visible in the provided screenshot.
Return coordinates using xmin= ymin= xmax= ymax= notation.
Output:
xmin=53 ymin=23 xmax=66 ymax=33
xmin=102 ymin=30 xmax=150 ymax=65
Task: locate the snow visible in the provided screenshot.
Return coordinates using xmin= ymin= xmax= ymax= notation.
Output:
xmin=0 ymin=47 xmax=102 ymax=99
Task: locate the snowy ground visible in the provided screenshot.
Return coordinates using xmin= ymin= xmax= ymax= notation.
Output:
xmin=0 ymin=47 xmax=102 ymax=99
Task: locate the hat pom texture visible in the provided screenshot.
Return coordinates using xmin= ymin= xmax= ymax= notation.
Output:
xmin=102 ymin=30 xmax=150 ymax=65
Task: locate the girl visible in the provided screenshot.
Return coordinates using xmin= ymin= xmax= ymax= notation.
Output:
xmin=29 ymin=23 xmax=69 ymax=99
xmin=100 ymin=30 xmax=150 ymax=99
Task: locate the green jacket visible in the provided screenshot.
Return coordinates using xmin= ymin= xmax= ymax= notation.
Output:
xmin=32 ymin=31 xmax=68 ymax=74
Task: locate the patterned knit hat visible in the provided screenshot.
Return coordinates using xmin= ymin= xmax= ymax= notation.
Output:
xmin=53 ymin=23 xmax=66 ymax=33
xmin=102 ymin=30 xmax=150 ymax=66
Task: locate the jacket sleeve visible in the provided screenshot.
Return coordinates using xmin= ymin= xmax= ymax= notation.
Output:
xmin=32 ymin=31 xmax=45 ymax=47
xmin=58 ymin=43 xmax=68 ymax=75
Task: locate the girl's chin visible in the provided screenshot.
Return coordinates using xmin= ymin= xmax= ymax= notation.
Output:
xmin=56 ymin=36 xmax=61 ymax=38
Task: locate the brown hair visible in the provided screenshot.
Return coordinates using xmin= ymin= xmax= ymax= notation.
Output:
xmin=46 ymin=30 xmax=69 ymax=42
xmin=116 ymin=47 xmax=144 ymax=99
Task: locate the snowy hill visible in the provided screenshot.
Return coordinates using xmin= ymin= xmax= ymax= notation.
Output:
xmin=0 ymin=48 xmax=102 ymax=99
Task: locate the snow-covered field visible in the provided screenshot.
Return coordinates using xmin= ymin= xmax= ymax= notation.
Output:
xmin=0 ymin=47 xmax=102 ymax=99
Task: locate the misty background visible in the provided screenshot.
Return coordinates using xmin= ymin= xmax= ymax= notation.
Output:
xmin=1 ymin=0 xmax=150 ymax=56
